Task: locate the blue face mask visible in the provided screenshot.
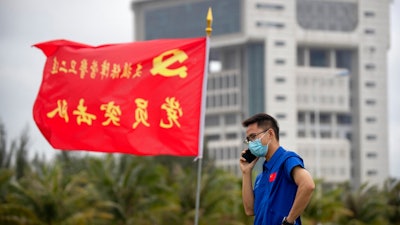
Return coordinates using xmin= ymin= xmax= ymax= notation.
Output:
xmin=248 ymin=134 xmax=269 ymax=157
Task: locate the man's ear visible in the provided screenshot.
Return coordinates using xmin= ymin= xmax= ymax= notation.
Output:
xmin=269 ymin=129 xmax=276 ymax=140
xmin=267 ymin=128 xmax=273 ymax=136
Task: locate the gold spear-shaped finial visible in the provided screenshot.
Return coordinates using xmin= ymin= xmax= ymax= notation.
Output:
xmin=205 ymin=7 xmax=213 ymax=37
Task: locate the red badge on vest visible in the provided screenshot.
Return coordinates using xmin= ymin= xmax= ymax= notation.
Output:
xmin=269 ymin=172 xmax=277 ymax=182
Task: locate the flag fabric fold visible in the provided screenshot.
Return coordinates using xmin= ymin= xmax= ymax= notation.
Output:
xmin=33 ymin=37 xmax=208 ymax=157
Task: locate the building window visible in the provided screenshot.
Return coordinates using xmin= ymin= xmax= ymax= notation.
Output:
xmin=275 ymin=77 xmax=286 ymax=83
xmin=364 ymin=11 xmax=375 ymax=17
xmin=219 ymin=76 xmax=224 ymax=89
xmin=248 ymin=42 xmax=265 ymax=116
xmin=206 ymin=134 xmax=220 ymax=141
xmin=337 ymin=114 xmax=352 ymax=124
xmin=276 ymin=95 xmax=287 ymax=101
xmin=226 ymin=94 xmax=231 ymax=106
xmin=365 ymin=63 xmax=376 ymax=70
xmin=274 ymin=40 xmax=286 ymax=47
xmin=222 ymin=76 xmax=229 ymax=89
xmin=228 ymin=75 xmax=238 ymax=88
xmin=298 ymin=112 xmax=306 ymax=123
xmin=367 ymin=170 xmax=378 ymax=176
xmin=223 ymin=49 xmax=238 ymax=69
xmin=275 ymin=59 xmax=286 ymax=65
xmin=365 ymin=29 xmax=375 ymax=35
xmin=214 ymin=94 xmax=220 ymax=106
xmin=346 ymin=132 xmax=352 ymax=141
xmin=298 ymin=130 xmax=306 ymax=137
xmin=144 ymin=0 xmax=241 ymax=39
xmin=367 ymin=152 xmax=377 ymax=158
xmin=221 ymin=94 xmax=228 ymax=106
xmin=320 ymin=113 xmax=331 ymax=124
xmin=297 ymin=47 xmax=305 ymax=66
xmin=256 ymin=3 xmax=284 ymax=10
xmin=321 ymin=131 xmax=331 ymax=138
xmin=226 ymin=133 xmax=238 ymax=140
xmin=310 ymin=49 xmax=329 ymax=67
xmin=297 ymin=0 xmax=358 ymax=32
xmin=206 ymin=96 xmax=211 ymax=108
xmin=256 ymin=21 xmax=285 ymax=28
xmin=225 ymin=113 xmax=237 ymax=125
xmin=365 ymin=99 xmax=376 ymax=106
xmin=367 ymin=46 xmax=376 ymax=53
xmin=366 ymin=134 xmax=377 ymax=140
xmin=366 ymin=117 xmax=377 ymax=123
xmin=336 ymin=49 xmax=352 ymax=71
xmin=205 ymin=115 xmax=219 ymax=126
xmin=276 ymin=113 xmax=286 ymax=119
xmin=207 ymin=77 xmax=214 ymax=90
xmin=365 ymin=81 xmax=376 ymax=88
xmin=214 ymin=76 xmax=220 ymax=89
xmin=231 ymin=93 xmax=238 ymax=106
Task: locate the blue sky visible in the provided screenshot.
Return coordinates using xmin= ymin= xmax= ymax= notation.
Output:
xmin=0 ymin=0 xmax=399 ymax=178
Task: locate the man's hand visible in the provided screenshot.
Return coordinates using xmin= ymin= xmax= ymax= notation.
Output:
xmin=239 ymin=149 xmax=259 ymax=174
xmin=240 ymin=149 xmax=259 ymax=216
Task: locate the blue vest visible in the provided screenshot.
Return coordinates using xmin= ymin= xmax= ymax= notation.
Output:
xmin=253 ymin=147 xmax=304 ymax=225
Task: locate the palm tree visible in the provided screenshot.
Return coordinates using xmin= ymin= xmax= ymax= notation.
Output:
xmin=303 ymin=180 xmax=352 ymax=225
xmin=338 ymin=182 xmax=387 ymax=225
xmin=85 ymin=154 xmax=179 ymax=225
xmin=382 ymin=178 xmax=400 ymax=224
xmin=0 ymin=121 xmax=13 ymax=169
xmin=13 ymin=127 xmax=30 ymax=180
xmin=154 ymin=155 xmax=246 ymax=225
xmin=7 ymin=161 xmax=114 ymax=225
xmin=0 ymin=168 xmax=44 ymax=225
xmin=198 ymin=166 xmax=246 ymax=225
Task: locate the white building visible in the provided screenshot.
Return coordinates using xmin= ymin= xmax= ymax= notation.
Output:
xmin=132 ymin=0 xmax=391 ymax=187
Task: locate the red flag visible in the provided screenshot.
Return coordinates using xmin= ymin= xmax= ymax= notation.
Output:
xmin=33 ymin=37 xmax=208 ymax=157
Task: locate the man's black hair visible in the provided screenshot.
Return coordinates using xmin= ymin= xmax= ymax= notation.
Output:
xmin=242 ymin=113 xmax=280 ymax=141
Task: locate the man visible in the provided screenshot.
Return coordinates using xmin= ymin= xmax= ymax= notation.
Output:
xmin=239 ymin=113 xmax=315 ymax=225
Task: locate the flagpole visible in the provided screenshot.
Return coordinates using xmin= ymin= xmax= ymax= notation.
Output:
xmin=194 ymin=7 xmax=212 ymax=225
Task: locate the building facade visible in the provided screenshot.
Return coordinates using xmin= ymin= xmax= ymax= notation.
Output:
xmin=131 ymin=0 xmax=390 ymax=187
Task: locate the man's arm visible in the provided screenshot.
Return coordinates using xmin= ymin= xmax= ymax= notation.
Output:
xmin=285 ymin=166 xmax=315 ymax=223
xmin=239 ymin=151 xmax=259 ymax=216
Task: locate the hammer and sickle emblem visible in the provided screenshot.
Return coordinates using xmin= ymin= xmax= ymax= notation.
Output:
xmin=150 ymin=49 xmax=188 ymax=78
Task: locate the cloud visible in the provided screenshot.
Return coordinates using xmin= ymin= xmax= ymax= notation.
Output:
xmin=0 ymin=0 xmax=132 ymax=152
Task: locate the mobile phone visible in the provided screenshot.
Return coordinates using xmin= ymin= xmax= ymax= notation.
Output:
xmin=242 ymin=149 xmax=257 ymax=163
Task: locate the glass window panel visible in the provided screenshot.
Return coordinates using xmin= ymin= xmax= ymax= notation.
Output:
xmin=310 ymin=49 xmax=329 ymax=67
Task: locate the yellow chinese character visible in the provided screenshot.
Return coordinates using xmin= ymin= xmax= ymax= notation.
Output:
xmin=51 ymin=57 xmax=59 ymax=74
xmin=73 ymin=98 xmax=97 ymax=125
xmin=120 ymin=63 xmax=132 ymax=79
xmin=132 ymin=98 xmax=150 ymax=129
xmin=46 ymin=99 xmax=69 ymax=122
xmin=59 ymin=60 xmax=68 ymax=73
xmin=100 ymin=101 xmax=121 ymax=126
xmin=160 ymin=97 xmax=183 ymax=128
xmin=68 ymin=60 xmax=77 ymax=74
xmin=100 ymin=60 xmax=110 ymax=79
xmin=132 ymin=63 xmax=142 ymax=78
xmin=150 ymin=49 xmax=188 ymax=78
xmin=90 ymin=60 xmax=99 ymax=79
xmin=110 ymin=64 xmax=121 ymax=79
xmin=79 ymin=59 xmax=88 ymax=79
